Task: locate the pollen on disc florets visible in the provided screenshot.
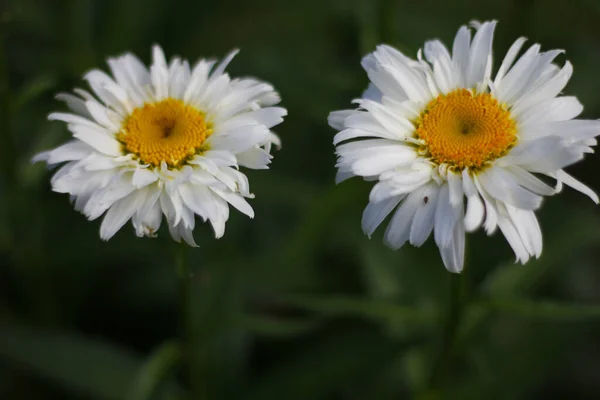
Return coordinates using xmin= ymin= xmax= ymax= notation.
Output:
xmin=118 ymin=98 xmax=213 ymax=168
xmin=415 ymin=89 xmax=517 ymax=170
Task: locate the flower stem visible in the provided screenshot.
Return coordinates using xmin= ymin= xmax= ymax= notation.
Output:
xmin=175 ymin=245 xmax=204 ymax=399
xmin=427 ymin=268 xmax=469 ymax=394
xmin=0 ymin=21 xmax=14 ymax=188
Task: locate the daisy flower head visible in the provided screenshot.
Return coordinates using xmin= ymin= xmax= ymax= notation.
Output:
xmin=330 ymin=20 xmax=600 ymax=273
xmin=34 ymin=46 xmax=286 ymax=246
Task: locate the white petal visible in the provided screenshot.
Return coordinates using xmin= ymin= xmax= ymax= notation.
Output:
xmin=107 ymin=54 xmax=150 ymax=107
xmin=473 ymin=174 xmax=498 ymax=235
xmin=380 ymin=64 xmax=430 ymax=103
xmin=369 ymin=167 xmax=432 ymax=203
xmin=510 ymin=61 xmax=572 ymax=111
xmin=84 ymin=178 xmax=136 ymax=220
xmin=504 ymin=136 xmax=583 ymax=173
xmin=180 ymin=223 xmax=199 ymax=247
xmin=462 ymin=170 xmax=485 ymax=232
xmin=362 ymin=83 xmax=382 ymax=101
xmin=203 ymin=150 xmax=238 ymax=167
xmin=409 ymin=183 xmax=439 ymax=246
xmin=556 ymin=169 xmax=599 ymax=203
xmin=466 ymin=20 xmax=496 ymax=88
xmin=424 ymin=39 xmax=455 ymax=92
xmin=100 ymin=190 xmax=145 ymax=240
xmin=334 ymin=111 xmax=409 ymax=143
xmin=503 ymin=166 xmax=556 ymax=196
xmin=208 ymin=196 xmax=229 ymax=239
xmin=211 ymin=49 xmax=239 ymax=78
xmin=132 ymin=168 xmax=158 ymax=188
xmin=336 ymin=170 xmax=355 ymax=184
xmin=168 ymin=221 xmax=199 ymax=247
xmin=179 ymin=183 xmax=217 ymax=221
xmin=212 ymin=189 xmax=254 ymax=218
xmin=362 ymin=54 xmax=408 ymax=102
xmin=32 ymin=140 xmax=93 ymax=164
xmin=133 ymin=197 xmax=162 ymax=238
xmin=362 ymin=195 xmax=404 ymax=237
xmin=85 ymin=100 xmax=122 ymax=132
xmin=84 ymin=70 xmax=130 ymax=113
xmin=494 ymin=37 xmax=527 ymax=84
xmin=452 ymin=25 xmax=471 ymax=87
xmin=159 ymin=189 xmax=183 ymax=227
xmin=549 ymin=120 xmax=600 ymax=144
xmin=383 ymin=187 xmax=426 ymax=250
xmin=151 ymin=45 xmax=169 ymax=100
xmin=447 ymin=171 xmax=463 ymax=206
xmin=497 ymin=209 xmax=530 ymax=264
xmin=439 ymin=208 xmax=465 ymax=273
xmin=49 ymin=112 xmax=106 ymax=129
xmin=338 ymin=145 xmax=418 ymax=177
xmin=183 ymin=59 xmax=217 ymax=103
xmin=69 ymin=124 xmax=123 ymax=157
xmin=252 ymin=107 xmax=287 ymax=129
xmin=236 ymin=147 xmax=272 ymax=169
xmin=494 ymin=43 xmax=541 ymax=102
xmin=502 ymin=49 xmax=564 ymax=104
xmin=328 ymin=110 xmax=354 ymax=130
xmin=56 ymin=93 xmax=93 ymax=118
xmin=434 ymin=184 xmax=462 ymax=248
xmin=207 ymin=125 xmax=269 ymax=154
xmin=514 ymin=96 xmax=582 ymax=127
xmin=506 ymin=204 xmax=542 ymax=258
xmin=477 ymin=167 xmax=542 ymax=210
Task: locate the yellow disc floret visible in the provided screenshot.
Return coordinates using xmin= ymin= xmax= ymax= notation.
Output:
xmin=118 ymin=98 xmax=212 ymax=167
xmin=415 ymin=89 xmax=517 ymax=170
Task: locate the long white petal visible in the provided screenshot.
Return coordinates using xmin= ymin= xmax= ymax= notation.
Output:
xmin=439 ymin=208 xmax=465 ymax=273
xmin=409 ymin=183 xmax=439 ymax=246
xmin=462 ymin=170 xmax=485 ymax=232
xmin=383 ymin=187 xmax=426 ymax=250
xmin=556 ymin=169 xmax=599 ymax=203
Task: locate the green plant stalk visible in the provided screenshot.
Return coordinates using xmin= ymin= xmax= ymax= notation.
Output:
xmin=427 ymin=267 xmax=469 ymax=393
xmin=175 ymin=246 xmax=204 ymax=399
xmin=0 ymin=23 xmax=14 ymax=258
xmin=0 ymin=25 xmax=15 ymax=191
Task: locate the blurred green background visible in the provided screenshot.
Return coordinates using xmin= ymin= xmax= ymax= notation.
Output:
xmin=2 ymin=0 xmax=600 ymax=399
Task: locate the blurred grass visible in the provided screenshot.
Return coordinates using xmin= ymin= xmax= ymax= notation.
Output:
xmin=1 ymin=0 xmax=600 ymax=399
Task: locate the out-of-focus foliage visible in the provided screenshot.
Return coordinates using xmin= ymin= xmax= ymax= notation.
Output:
xmin=1 ymin=0 xmax=600 ymax=399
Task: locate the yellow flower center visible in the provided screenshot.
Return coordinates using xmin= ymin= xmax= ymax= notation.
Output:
xmin=415 ymin=89 xmax=517 ymax=170
xmin=118 ymin=98 xmax=212 ymax=167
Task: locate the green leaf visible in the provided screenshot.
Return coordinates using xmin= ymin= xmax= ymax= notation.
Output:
xmin=127 ymin=341 xmax=182 ymax=400
xmin=485 ymin=298 xmax=600 ymax=321
xmin=0 ymin=325 xmax=182 ymax=400
xmin=12 ymin=74 xmax=57 ymax=111
xmin=281 ymin=294 xmax=431 ymax=328
xmin=238 ymin=315 xmax=322 ymax=337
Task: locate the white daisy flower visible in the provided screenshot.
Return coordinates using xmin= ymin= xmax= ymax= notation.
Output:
xmin=330 ymin=21 xmax=600 ymax=273
xmin=34 ymin=46 xmax=286 ymax=246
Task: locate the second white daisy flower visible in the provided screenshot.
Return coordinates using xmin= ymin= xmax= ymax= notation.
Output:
xmin=330 ymin=21 xmax=599 ymax=272
xmin=35 ymin=46 xmax=286 ymax=245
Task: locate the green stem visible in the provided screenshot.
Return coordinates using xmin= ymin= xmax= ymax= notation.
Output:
xmin=175 ymin=246 xmax=204 ymax=399
xmin=427 ymin=268 xmax=469 ymax=393
xmin=0 ymin=21 xmax=14 ymax=188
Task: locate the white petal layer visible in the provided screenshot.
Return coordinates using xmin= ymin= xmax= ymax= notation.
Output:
xmin=35 ymin=45 xmax=285 ymax=243
xmin=331 ymin=20 xmax=599 ymax=273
